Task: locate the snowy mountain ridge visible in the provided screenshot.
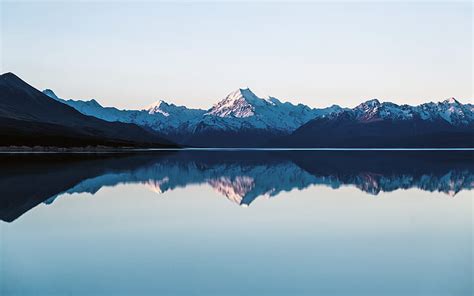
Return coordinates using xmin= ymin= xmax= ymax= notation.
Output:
xmin=43 ymin=88 xmax=345 ymax=135
xmin=341 ymin=97 xmax=474 ymax=124
xmin=43 ymin=88 xmax=473 ymax=146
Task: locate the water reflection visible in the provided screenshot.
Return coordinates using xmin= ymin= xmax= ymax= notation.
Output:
xmin=0 ymin=150 xmax=472 ymax=222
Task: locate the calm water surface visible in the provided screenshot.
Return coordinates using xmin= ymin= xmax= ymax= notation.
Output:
xmin=0 ymin=151 xmax=473 ymax=296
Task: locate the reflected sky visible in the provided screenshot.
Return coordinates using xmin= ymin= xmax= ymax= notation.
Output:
xmin=0 ymin=151 xmax=473 ymax=295
xmin=0 ymin=151 xmax=473 ymax=222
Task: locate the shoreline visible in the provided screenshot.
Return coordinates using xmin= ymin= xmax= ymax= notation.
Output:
xmin=0 ymin=146 xmax=473 ymax=153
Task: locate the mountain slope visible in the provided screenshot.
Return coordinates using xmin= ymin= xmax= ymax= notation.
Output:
xmin=44 ymin=87 xmax=343 ymax=146
xmin=0 ymin=73 xmax=175 ymax=147
xmin=40 ymin=82 xmax=473 ymax=148
xmin=200 ymin=88 xmax=342 ymax=132
xmin=44 ymin=89 xmax=206 ymax=134
xmin=277 ymin=99 xmax=474 ymax=148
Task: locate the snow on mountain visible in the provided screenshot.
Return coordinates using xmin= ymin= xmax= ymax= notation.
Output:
xmin=201 ymin=88 xmax=343 ymax=132
xmin=43 ymin=89 xmax=206 ymax=133
xmin=43 ymin=88 xmax=343 ymax=136
xmin=336 ymin=97 xmax=474 ymax=125
xmin=352 ymin=99 xmax=415 ymax=121
xmin=207 ymin=88 xmax=257 ymax=118
xmin=417 ymin=98 xmax=474 ymax=125
xmin=43 ymin=88 xmax=473 ymax=143
xmin=146 ymin=100 xmax=170 ymax=116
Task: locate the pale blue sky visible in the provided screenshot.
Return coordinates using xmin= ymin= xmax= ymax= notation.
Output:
xmin=1 ymin=1 xmax=472 ymax=109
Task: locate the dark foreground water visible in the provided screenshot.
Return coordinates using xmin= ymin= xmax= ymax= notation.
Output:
xmin=0 ymin=151 xmax=473 ymax=296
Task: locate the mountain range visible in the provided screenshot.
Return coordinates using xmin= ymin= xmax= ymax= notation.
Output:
xmin=0 ymin=73 xmax=174 ymax=148
xmin=44 ymin=81 xmax=473 ymax=148
xmin=280 ymin=98 xmax=474 ymax=147
xmin=44 ymin=86 xmax=344 ymax=146
xmin=0 ymin=72 xmax=472 ymax=148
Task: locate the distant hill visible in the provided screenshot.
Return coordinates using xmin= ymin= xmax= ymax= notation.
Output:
xmin=0 ymin=73 xmax=175 ymax=148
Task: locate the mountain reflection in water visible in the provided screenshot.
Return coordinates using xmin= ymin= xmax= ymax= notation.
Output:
xmin=0 ymin=150 xmax=472 ymax=222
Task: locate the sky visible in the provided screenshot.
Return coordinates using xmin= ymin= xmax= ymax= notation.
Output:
xmin=1 ymin=1 xmax=472 ymax=109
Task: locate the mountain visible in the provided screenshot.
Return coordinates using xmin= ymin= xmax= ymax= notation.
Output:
xmin=351 ymin=98 xmax=474 ymax=124
xmin=182 ymin=88 xmax=344 ymax=146
xmin=201 ymin=88 xmax=342 ymax=132
xmin=44 ymin=89 xmax=206 ymax=134
xmin=44 ymin=87 xmax=343 ymax=146
xmin=41 ymin=81 xmax=473 ymax=148
xmin=278 ymin=99 xmax=474 ymax=147
xmin=0 ymin=73 xmax=174 ymax=148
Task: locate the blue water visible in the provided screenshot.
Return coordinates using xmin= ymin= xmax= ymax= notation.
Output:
xmin=0 ymin=151 xmax=472 ymax=295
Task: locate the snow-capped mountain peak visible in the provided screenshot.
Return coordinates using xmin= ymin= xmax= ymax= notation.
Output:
xmin=220 ymin=88 xmax=259 ymax=104
xmin=207 ymin=88 xmax=263 ymax=118
xmin=356 ymin=98 xmax=381 ymax=110
xmin=146 ymin=99 xmax=166 ymax=109
xmin=201 ymin=88 xmax=344 ymax=133
xmin=353 ymin=99 xmax=384 ymax=121
xmin=146 ymin=100 xmax=171 ymax=116
xmin=433 ymin=97 xmax=473 ymax=124
xmin=410 ymin=97 xmax=472 ymax=124
xmin=442 ymin=97 xmax=461 ymax=105
xmin=40 ymin=85 xmax=472 ymax=147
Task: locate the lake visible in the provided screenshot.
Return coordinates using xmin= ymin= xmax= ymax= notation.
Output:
xmin=0 ymin=150 xmax=473 ymax=296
